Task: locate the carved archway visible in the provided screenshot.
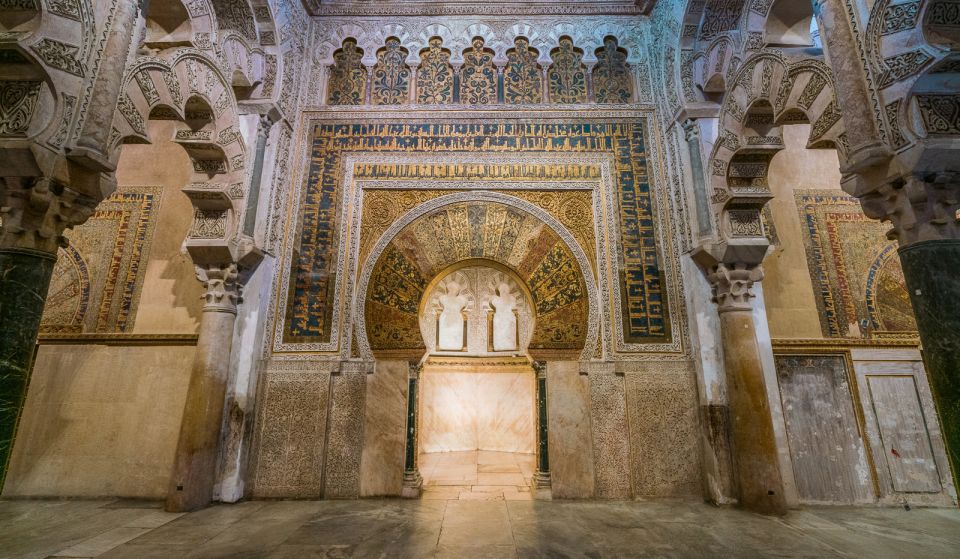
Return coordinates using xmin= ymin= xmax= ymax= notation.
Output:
xmin=708 ymin=51 xmax=844 ymax=249
xmin=354 ymin=192 xmax=600 ymax=362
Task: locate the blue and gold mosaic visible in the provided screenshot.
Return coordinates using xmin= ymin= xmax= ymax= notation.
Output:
xmin=285 ymin=120 xmax=670 ymax=346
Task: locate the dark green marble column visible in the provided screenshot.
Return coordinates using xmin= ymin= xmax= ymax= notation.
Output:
xmin=0 ymin=248 xmax=56 ymax=489
xmin=401 ymin=362 xmax=422 ymax=498
xmin=533 ymin=361 xmax=550 ymax=489
xmin=899 ymin=239 xmax=960 ymax=490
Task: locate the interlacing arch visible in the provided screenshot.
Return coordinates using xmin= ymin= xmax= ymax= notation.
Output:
xmin=709 ymin=51 xmax=844 ymax=246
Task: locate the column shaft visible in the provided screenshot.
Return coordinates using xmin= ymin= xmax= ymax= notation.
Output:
xmin=75 ymin=0 xmax=147 ymax=157
xmin=166 ymin=292 xmax=238 ymax=511
xmin=719 ymin=308 xmax=787 ymax=515
xmin=0 ymin=248 xmax=55 ymax=488
xmin=815 ymin=0 xmax=884 ymax=156
xmin=535 ymin=371 xmax=550 ymax=485
xmin=401 ymin=363 xmax=422 ymax=498
xmin=899 ymin=240 xmax=960 ymax=490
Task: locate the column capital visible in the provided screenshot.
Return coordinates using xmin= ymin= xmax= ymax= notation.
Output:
xmin=682 ymin=118 xmax=700 ymax=141
xmin=0 ymin=176 xmax=98 ymax=254
xmin=859 ymin=172 xmax=960 ymax=246
xmin=706 ymin=262 xmax=764 ymax=313
xmin=196 ymin=263 xmax=241 ymax=314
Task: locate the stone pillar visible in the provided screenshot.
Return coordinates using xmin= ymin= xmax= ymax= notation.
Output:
xmin=532 ymin=361 xmax=551 ymax=492
xmin=166 ymin=264 xmax=241 ymax=512
xmin=859 ymin=172 xmax=960 ymax=490
xmin=408 ymin=63 xmax=419 ymax=104
xmin=241 ymin=115 xmax=275 ymax=237
xmin=364 ymin=64 xmax=374 ymax=105
xmin=401 ymin=362 xmax=423 ymax=498
xmin=683 ymin=119 xmax=713 ymax=239
xmin=452 ymin=63 xmax=462 ymax=104
xmin=705 ymin=262 xmax=787 ymax=515
xmin=813 ymin=0 xmax=888 ymax=169
xmin=900 ymin=240 xmax=960 ymax=490
xmin=0 ymin=177 xmax=96 ymax=488
xmin=585 ymin=62 xmax=596 ymax=103
xmin=72 ymin=0 xmax=149 ymax=166
xmin=541 ymin=65 xmax=551 ymax=104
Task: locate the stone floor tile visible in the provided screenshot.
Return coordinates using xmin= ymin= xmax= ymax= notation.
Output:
xmin=433 ymin=544 xmax=518 ymax=558
xmin=51 ymin=526 xmax=153 ymax=558
xmin=503 ymin=492 xmax=533 ymax=501
xmin=477 ymin=473 xmax=526 ymax=486
xmin=472 ymin=485 xmax=520 ymax=493
xmin=122 ymin=510 xmax=185 ymax=529
xmin=458 ymin=490 xmax=505 ymax=501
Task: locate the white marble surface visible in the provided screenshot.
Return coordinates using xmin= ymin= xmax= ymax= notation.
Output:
xmin=419 ymin=369 xmax=535 ymax=454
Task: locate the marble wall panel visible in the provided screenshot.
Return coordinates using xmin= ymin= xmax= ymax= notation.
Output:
xmin=547 ymin=361 xmax=595 ymax=498
xmin=625 ymin=364 xmax=702 ymax=497
xmin=419 ymin=369 xmax=535 ymax=454
xmin=589 ymin=373 xmax=632 ymax=498
xmin=360 ymin=360 xmax=409 ymax=497
xmin=324 ymin=372 xmax=367 ymax=498
xmin=3 ymin=344 xmax=194 ymax=499
xmin=251 ymin=363 xmax=330 ymax=498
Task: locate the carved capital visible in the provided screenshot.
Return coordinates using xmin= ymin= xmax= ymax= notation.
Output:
xmin=706 ymin=262 xmax=764 ymax=313
xmin=196 ymin=263 xmax=241 ymax=314
xmin=859 ymin=172 xmax=960 ymax=246
xmin=0 ymin=177 xmax=98 ymax=253
xmin=682 ymin=118 xmax=700 ymax=142
xmin=532 ymin=360 xmax=547 ymax=379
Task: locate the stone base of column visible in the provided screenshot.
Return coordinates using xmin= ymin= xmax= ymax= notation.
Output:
xmin=900 ymin=239 xmax=960 ymax=491
xmin=401 ymin=469 xmax=423 ymax=499
xmin=533 ymin=471 xmax=552 ymax=500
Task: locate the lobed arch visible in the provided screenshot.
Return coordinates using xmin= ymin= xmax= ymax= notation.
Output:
xmin=354 ymin=192 xmax=601 ymax=363
xmin=114 ymin=51 xmax=249 ymax=263
xmin=313 ymin=21 xmax=639 ymax=67
xmin=863 ymin=0 xmax=960 ymax=150
xmin=708 ymin=50 xmax=844 ymax=248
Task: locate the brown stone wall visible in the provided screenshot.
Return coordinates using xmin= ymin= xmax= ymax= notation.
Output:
xmin=2 ymin=344 xmax=195 ymax=498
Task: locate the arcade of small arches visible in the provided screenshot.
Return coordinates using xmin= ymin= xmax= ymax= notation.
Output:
xmin=0 ymin=0 xmax=958 ymax=528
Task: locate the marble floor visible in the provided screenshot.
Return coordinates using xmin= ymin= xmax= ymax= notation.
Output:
xmin=2 ymin=498 xmax=959 ymax=559
xmin=420 ymin=450 xmax=535 ymax=501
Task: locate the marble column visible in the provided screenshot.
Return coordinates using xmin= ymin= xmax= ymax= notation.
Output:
xmin=813 ymin=0 xmax=886 ymax=164
xmin=0 ymin=249 xmax=55 ymax=488
xmin=401 ymin=362 xmax=422 ymax=498
xmin=707 ymin=263 xmax=787 ymax=515
xmin=533 ymin=361 xmax=551 ymax=491
xmin=682 ymin=119 xmax=713 ymax=239
xmin=72 ymin=0 xmax=149 ymax=166
xmin=0 ymin=177 xmax=97 ymax=488
xmin=166 ymin=264 xmax=241 ymax=512
xmin=900 ymin=240 xmax=960 ymax=490
xmin=242 ymin=115 xmax=275 ymax=237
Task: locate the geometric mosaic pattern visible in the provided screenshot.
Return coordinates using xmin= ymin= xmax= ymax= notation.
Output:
xmin=795 ymin=190 xmax=917 ymax=338
xmin=285 ymin=120 xmax=669 ymax=347
xmin=40 ymin=186 xmax=163 ymax=333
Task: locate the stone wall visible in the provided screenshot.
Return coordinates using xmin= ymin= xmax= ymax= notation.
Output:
xmin=2 ymin=344 xmax=194 ymax=498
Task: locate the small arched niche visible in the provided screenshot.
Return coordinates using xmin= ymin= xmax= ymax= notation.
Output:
xmin=419 ymin=261 xmax=534 ymax=357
